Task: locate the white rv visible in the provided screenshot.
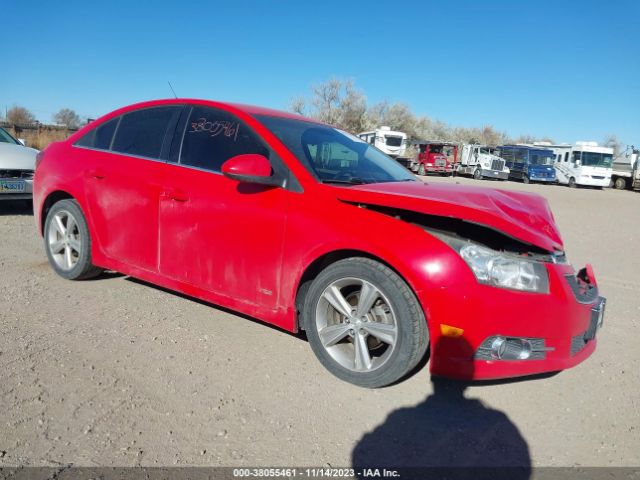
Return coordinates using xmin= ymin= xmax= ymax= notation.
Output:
xmin=358 ymin=126 xmax=407 ymax=158
xmin=537 ymin=142 xmax=613 ymax=188
xmin=457 ymin=144 xmax=509 ymax=180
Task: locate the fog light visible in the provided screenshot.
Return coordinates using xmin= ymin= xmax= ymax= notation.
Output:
xmin=490 ymin=336 xmax=532 ymax=360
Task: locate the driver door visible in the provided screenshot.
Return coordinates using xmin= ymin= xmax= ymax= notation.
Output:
xmin=158 ymin=105 xmax=289 ymax=310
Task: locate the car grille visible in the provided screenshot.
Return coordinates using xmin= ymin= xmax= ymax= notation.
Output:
xmin=0 ymin=169 xmax=34 ymax=179
xmin=491 ymin=159 xmax=504 ymax=171
xmin=570 ymin=334 xmax=587 ymax=356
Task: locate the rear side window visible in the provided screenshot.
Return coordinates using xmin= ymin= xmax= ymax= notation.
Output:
xmin=179 ymin=106 xmax=269 ymax=172
xmin=111 ymin=107 xmax=178 ymax=159
xmin=75 ymin=117 xmax=119 ymax=150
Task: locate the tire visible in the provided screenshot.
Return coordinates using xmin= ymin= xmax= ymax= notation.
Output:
xmin=302 ymin=257 xmax=429 ymax=388
xmin=44 ymin=199 xmax=103 ymax=280
xmin=614 ymin=177 xmax=627 ymax=190
xmin=473 ymin=168 xmax=482 ymax=180
xmin=569 ymin=177 xmax=577 ymax=188
xmin=418 ymin=164 xmax=426 ymax=176
xmin=522 ymin=175 xmax=530 ymax=184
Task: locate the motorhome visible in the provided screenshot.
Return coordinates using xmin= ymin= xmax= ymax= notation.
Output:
xmin=611 ymin=146 xmax=639 ymax=190
xmin=496 ymin=145 xmax=557 ymax=183
xmin=357 ymin=127 xmax=407 ymax=158
xmin=457 ymin=144 xmax=509 ymax=180
xmin=410 ymin=141 xmax=459 ymax=175
xmin=541 ymin=142 xmax=613 ymax=188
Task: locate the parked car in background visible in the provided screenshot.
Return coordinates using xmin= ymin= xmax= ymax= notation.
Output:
xmin=410 ymin=141 xmax=459 ymax=176
xmin=610 ymin=146 xmax=639 ymax=190
xmin=540 ymin=142 xmax=613 ymax=189
xmin=34 ymin=99 xmax=604 ymax=387
xmin=457 ymin=144 xmax=509 ymax=180
xmin=497 ymin=145 xmax=557 ymax=184
xmin=0 ymin=127 xmax=39 ymax=202
xmin=357 ymin=126 xmax=407 ymax=158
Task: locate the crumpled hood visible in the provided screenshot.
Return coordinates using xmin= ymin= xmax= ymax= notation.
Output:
xmin=0 ymin=143 xmax=38 ymax=170
xmin=334 ymin=181 xmax=563 ymax=252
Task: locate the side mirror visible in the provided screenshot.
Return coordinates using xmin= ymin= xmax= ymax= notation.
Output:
xmin=221 ymin=154 xmax=284 ymax=187
xmin=18 ymin=139 xmax=26 ymax=146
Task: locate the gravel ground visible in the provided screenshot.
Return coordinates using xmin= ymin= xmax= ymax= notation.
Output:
xmin=0 ymin=176 xmax=638 ymax=469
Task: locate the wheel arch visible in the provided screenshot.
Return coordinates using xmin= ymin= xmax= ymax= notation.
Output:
xmin=40 ymin=190 xmax=75 ymax=236
xmin=294 ymin=248 xmax=422 ymax=331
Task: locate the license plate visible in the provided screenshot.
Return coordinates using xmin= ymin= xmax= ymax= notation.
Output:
xmin=435 ymin=159 xmax=446 ymax=166
xmin=0 ymin=180 xmax=25 ymax=193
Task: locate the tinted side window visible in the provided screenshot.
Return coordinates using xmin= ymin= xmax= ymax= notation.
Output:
xmin=111 ymin=107 xmax=177 ymax=159
xmin=75 ymin=117 xmax=119 ymax=150
xmin=180 ymin=106 xmax=269 ymax=172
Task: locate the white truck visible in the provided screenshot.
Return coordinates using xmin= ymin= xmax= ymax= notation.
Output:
xmin=358 ymin=126 xmax=407 ymax=158
xmin=536 ymin=142 xmax=613 ymax=188
xmin=611 ymin=146 xmax=639 ymax=190
xmin=456 ymin=144 xmax=510 ymax=180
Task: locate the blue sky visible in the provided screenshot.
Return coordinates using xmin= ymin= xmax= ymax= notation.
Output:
xmin=2 ymin=0 xmax=638 ymax=147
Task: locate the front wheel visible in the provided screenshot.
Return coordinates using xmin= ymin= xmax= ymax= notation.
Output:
xmin=522 ymin=175 xmax=530 ymax=184
xmin=418 ymin=164 xmax=426 ymax=176
xmin=302 ymin=258 xmax=429 ymax=388
xmin=614 ymin=177 xmax=627 ymax=190
xmin=473 ymin=168 xmax=482 ymax=180
xmin=569 ymin=177 xmax=577 ymax=188
xmin=44 ymin=199 xmax=103 ymax=280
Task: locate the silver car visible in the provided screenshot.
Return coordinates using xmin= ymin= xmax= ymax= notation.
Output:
xmin=0 ymin=127 xmax=39 ymax=201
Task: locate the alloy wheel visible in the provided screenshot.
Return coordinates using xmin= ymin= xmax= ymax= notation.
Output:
xmin=315 ymin=277 xmax=398 ymax=373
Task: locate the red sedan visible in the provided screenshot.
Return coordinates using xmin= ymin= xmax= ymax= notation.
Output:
xmin=33 ymin=99 xmax=605 ymax=387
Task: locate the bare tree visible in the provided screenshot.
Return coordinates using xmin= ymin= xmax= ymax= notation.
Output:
xmin=53 ymin=108 xmax=81 ymax=129
xmin=6 ymin=106 xmax=36 ymax=125
xmin=288 ymin=97 xmax=306 ymax=116
xmin=603 ymin=134 xmax=623 ymax=157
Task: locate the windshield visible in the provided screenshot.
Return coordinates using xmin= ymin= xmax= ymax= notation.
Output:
xmin=580 ymin=152 xmax=613 ymax=168
xmin=529 ymin=153 xmax=555 ymax=165
xmin=255 ymin=115 xmax=416 ymax=185
xmin=0 ymin=127 xmax=20 ymax=145
xmin=384 ymin=135 xmax=403 ymax=147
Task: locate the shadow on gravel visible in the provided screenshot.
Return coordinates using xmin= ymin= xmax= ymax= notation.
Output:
xmin=352 ymin=337 xmax=531 ymax=480
xmin=0 ymin=200 xmax=33 ymax=216
xmin=124 ymin=277 xmax=307 ymax=341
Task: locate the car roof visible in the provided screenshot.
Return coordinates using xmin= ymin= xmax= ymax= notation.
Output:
xmin=112 ymin=98 xmax=322 ymax=124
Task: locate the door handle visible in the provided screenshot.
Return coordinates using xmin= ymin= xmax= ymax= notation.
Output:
xmin=160 ymin=189 xmax=189 ymax=202
xmin=87 ymin=169 xmax=106 ymax=179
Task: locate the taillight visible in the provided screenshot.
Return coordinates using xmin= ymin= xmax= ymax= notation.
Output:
xmin=35 ymin=151 xmax=44 ymax=169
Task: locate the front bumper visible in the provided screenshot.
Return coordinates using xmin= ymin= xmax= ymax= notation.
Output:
xmin=423 ymin=263 xmax=604 ymax=380
xmin=528 ymin=175 xmax=557 ymax=182
xmin=577 ymin=176 xmax=610 ymax=187
xmin=481 ymin=169 xmax=509 ymax=180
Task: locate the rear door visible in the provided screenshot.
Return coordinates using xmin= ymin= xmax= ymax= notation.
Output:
xmin=80 ymin=106 xmax=181 ymax=272
xmin=158 ymin=105 xmax=290 ymax=310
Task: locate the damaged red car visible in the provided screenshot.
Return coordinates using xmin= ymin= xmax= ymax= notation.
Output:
xmin=33 ymin=99 xmax=605 ymax=387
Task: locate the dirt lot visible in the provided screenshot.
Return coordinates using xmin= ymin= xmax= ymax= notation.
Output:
xmin=1 ymin=176 xmax=639 ymax=469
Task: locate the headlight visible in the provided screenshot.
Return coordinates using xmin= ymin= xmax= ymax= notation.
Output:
xmin=438 ymin=236 xmax=550 ymax=293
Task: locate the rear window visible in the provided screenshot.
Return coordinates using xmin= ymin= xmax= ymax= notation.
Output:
xmin=111 ymin=107 xmax=178 ymax=159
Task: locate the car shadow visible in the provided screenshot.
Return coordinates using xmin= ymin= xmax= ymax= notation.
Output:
xmin=0 ymin=200 xmax=33 ymax=216
xmin=352 ymin=337 xmax=532 ymax=480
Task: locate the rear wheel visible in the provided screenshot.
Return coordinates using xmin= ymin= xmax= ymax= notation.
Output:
xmin=302 ymin=257 xmax=429 ymax=388
xmin=473 ymin=168 xmax=482 ymax=180
xmin=569 ymin=177 xmax=577 ymax=188
xmin=614 ymin=177 xmax=627 ymax=190
xmin=44 ymin=199 xmax=103 ymax=280
xmin=418 ymin=164 xmax=426 ymax=176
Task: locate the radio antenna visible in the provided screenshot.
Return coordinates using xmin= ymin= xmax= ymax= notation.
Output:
xmin=168 ymin=81 xmax=178 ymax=99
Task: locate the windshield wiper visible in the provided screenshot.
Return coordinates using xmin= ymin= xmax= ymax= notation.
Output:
xmin=321 ymin=177 xmax=366 ymax=185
